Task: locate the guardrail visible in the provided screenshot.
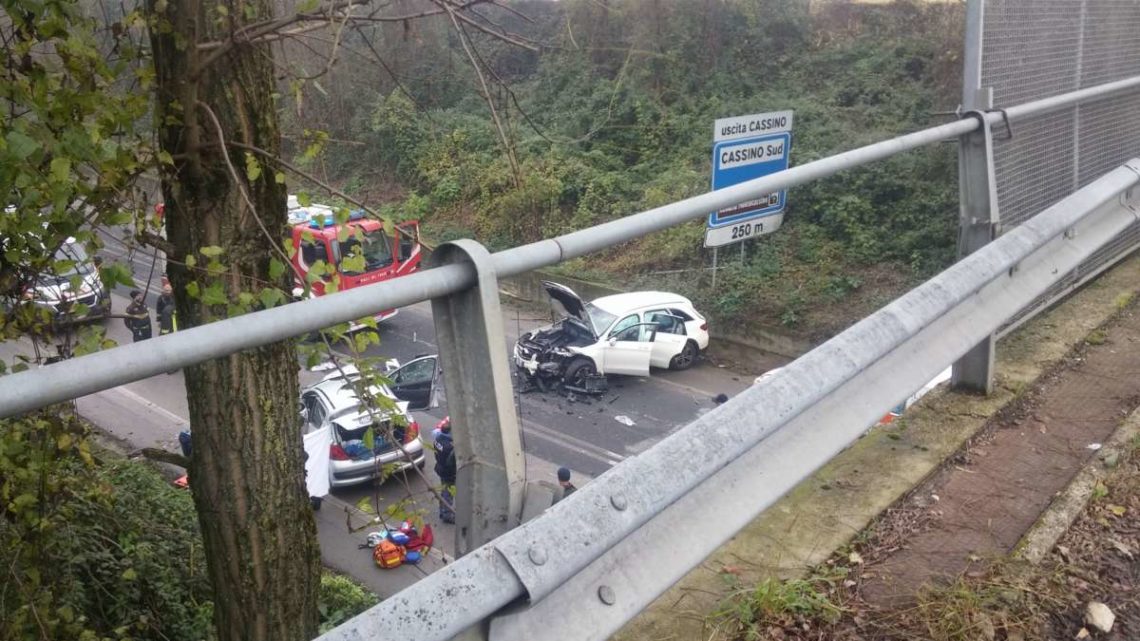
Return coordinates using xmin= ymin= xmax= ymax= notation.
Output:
xmin=1 ymin=74 xmax=1139 ymax=641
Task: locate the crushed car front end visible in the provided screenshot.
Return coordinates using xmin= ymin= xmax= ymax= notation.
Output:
xmin=513 ymin=323 xmax=585 ymax=378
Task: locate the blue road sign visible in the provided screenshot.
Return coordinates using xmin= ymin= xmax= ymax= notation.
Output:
xmin=706 ymin=111 xmax=793 ymax=247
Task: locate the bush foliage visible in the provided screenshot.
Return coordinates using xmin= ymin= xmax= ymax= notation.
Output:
xmin=293 ymin=0 xmax=964 ymax=338
xmin=0 ymin=412 xmax=213 ymax=641
xmin=0 ymin=414 xmax=377 ymax=641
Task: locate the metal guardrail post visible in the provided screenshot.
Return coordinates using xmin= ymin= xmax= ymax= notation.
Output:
xmin=953 ymin=0 xmax=999 ymax=394
xmin=429 ymin=240 xmax=526 ymax=557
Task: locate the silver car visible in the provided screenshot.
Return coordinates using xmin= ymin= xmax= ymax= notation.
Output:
xmin=26 ymin=238 xmax=111 ymax=323
xmin=300 ymin=355 xmax=441 ymax=488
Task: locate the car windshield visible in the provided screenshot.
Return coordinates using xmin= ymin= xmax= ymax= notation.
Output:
xmin=585 ymin=302 xmax=617 ymax=337
xmin=338 ymin=228 xmax=393 ymax=275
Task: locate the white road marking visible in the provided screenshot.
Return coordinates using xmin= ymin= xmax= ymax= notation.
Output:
xmin=520 ymin=417 xmax=625 ymax=467
xmin=106 ymin=385 xmax=189 ymax=426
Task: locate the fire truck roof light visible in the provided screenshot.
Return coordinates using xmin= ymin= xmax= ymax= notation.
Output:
xmin=303 ymin=209 xmax=369 ymax=228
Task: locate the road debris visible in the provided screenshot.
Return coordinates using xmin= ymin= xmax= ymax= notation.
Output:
xmin=1084 ymin=601 xmax=1114 ymax=633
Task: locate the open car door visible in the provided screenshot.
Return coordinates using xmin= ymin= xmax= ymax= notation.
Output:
xmin=601 ymin=323 xmax=656 ymax=377
xmin=645 ymin=311 xmax=688 ymax=369
xmin=388 ymin=355 xmax=442 ymax=410
xmin=394 ymin=221 xmax=422 ymax=275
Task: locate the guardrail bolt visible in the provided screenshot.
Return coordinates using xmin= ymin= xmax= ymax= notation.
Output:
xmin=528 ymin=546 xmax=547 ymax=566
xmin=610 ymin=494 xmax=627 ymax=511
xmin=598 ymin=585 xmax=616 ymax=606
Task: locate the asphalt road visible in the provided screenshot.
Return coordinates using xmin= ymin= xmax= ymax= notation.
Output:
xmin=35 ymin=235 xmax=756 ymax=596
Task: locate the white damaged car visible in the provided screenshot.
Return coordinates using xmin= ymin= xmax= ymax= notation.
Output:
xmin=513 ymin=282 xmax=710 ymax=388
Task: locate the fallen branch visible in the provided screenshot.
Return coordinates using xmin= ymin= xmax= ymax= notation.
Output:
xmin=139 ymin=447 xmax=190 ymax=469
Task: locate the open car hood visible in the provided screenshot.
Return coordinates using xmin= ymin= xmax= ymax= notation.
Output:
xmin=542 ymin=281 xmax=589 ymax=326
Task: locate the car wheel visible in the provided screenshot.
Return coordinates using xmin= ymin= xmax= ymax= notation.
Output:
xmin=670 ymin=341 xmax=699 ymax=370
xmin=564 ymin=358 xmax=597 ymax=387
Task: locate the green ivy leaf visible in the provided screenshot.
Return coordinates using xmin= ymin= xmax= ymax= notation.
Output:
xmin=339 ymin=253 xmax=365 ymax=275
xmin=5 ymin=130 xmax=39 ymax=160
xmin=355 ymin=496 xmax=374 ymax=514
xmin=268 ymin=258 xmax=286 ymax=280
xmin=199 ymin=246 xmax=224 ymax=258
xmin=201 ymin=282 xmax=227 ymax=306
xmin=258 ymin=287 xmax=285 ymax=309
xmin=49 ymin=157 xmax=72 ymax=183
xmin=185 ymin=281 xmax=200 ymax=299
xmin=121 ymin=568 xmax=137 ymax=581
xmin=244 ymin=152 xmax=261 ymax=182
xmin=99 ymin=262 xmax=135 ymax=288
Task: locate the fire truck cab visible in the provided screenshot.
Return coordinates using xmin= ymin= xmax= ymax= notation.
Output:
xmin=287 ymin=195 xmax=422 ymax=323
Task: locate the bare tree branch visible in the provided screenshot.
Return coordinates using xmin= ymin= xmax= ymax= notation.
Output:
xmin=440 ymin=1 xmax=521 ymax=187
xmin=225 ymin=141 xmax=425 ymax=248
xmin=136 ymin=230 xmax=176 ymax=256
xmin=139 ymin=447 xmax=191 ymax=469
xmin=197 ymin=0 xmax=513 ymax=63
xmin=433 ymin=0 xmax=540 ymax=51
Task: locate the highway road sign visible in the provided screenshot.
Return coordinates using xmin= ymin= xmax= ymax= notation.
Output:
xmin=706 ymin=111 xmax=793 ymax=247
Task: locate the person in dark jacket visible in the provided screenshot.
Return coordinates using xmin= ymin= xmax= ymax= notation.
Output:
xmin=124 ymin=289 xmax=152 ymax=342
xmin=434 ymin=419 xmax=457 ymax=524
xmin=156 ymin=283 xmax=176 ymax=335
xmin=553 ymin=466 xmax=577 ymax=504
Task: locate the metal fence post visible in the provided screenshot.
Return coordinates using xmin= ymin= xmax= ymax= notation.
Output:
xmin=429 ymin=240 xmax=527 ymax=557
xmin=953 ymin=0 xmax=998 ymax=394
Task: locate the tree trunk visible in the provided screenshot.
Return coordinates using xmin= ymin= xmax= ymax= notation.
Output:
xmin=146 ymin=1 xmax=321 ymax=640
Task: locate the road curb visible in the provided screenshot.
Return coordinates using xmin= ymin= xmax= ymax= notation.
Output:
xmin=1015 ymin=404 xmax=1140 ymax=563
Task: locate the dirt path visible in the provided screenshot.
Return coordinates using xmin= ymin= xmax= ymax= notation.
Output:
xmin=857 ymin=304 xmax=1140 ymax=604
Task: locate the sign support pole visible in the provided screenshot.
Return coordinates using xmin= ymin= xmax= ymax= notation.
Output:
xmin=711 ymin=247 xmax=718 ymax=290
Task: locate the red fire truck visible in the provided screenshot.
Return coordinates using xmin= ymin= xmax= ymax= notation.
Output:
xmin=287 ymin=195 xmax=422 ymax=323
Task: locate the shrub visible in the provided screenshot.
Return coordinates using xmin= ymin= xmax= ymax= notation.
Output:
xmin=317 ymin=573 xmax=378 ymax=633
xmin=0 ymin=412 xmax=213 ymax=641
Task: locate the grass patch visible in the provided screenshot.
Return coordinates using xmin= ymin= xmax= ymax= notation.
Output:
xmin=1113 ymin=292 xmax=1135 ymax=310
xmin=711 ymin=566 xmax=847 ymax=639
xmin=893 ymin=563 xmax=1063 ymax=641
